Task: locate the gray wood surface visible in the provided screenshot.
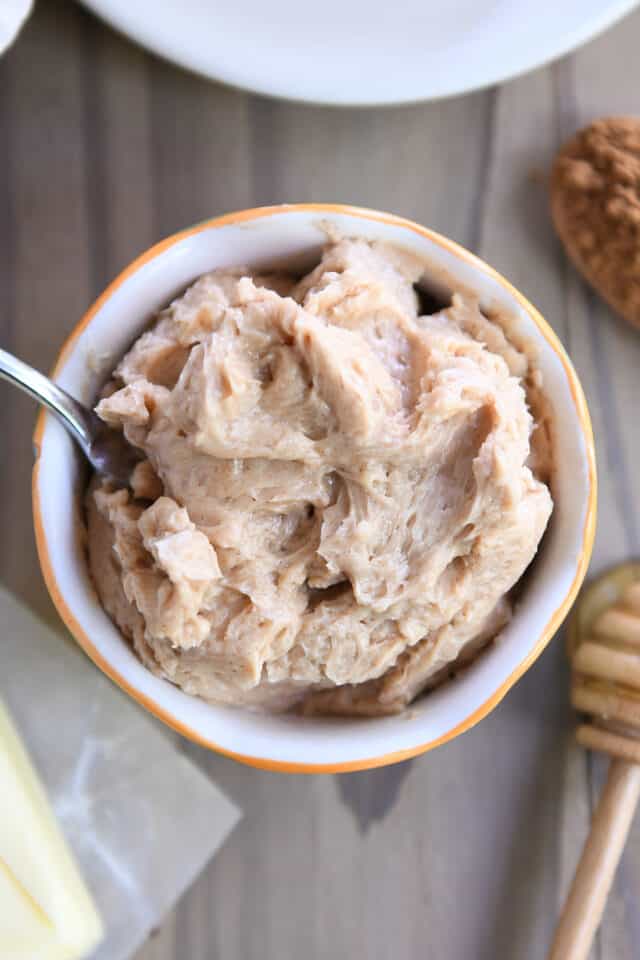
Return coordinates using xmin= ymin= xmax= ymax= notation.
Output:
xmin=1 ymin=3 xmax=640 ymax=957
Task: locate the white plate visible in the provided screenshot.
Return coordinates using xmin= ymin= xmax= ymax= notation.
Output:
xmin=81 ymin=0 xmax=637 ymax=106
xmin=0 ymin=0 xmax=32 ymax=55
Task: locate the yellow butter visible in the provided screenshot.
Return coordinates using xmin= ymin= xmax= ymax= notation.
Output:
xmin=0 ymin=700 xmax=103 ymax=959
xmin=0 ymin=856 xmax=59 ymax=959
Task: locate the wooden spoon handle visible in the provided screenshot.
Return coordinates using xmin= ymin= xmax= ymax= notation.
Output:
xmin=549 ymin=759 xmax=640 ymax=960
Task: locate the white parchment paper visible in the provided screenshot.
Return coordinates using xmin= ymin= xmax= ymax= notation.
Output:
xmin=1 ymin=585 xmax=241 ymax=959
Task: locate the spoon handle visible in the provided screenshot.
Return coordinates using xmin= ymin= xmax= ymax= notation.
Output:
xmin=549 ymin=758 xmax=640 ymax=960
xmin=0 ymin=347 xmax=94 ymax=458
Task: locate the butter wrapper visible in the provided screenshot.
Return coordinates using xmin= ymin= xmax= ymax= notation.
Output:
xmin=1 ymin=585 xmax=241 ymax=959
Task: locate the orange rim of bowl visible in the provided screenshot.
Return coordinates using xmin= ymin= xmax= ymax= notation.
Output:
xmin=32 ymin=203 xmax=597 ymax=774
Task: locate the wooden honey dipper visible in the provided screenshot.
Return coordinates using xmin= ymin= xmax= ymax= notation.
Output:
xmin=550 ymin=562 xmax=640 ymax=960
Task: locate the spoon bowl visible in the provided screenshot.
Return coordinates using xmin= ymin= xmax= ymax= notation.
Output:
xmin=0 ymin=347 xmax=141 ymax=486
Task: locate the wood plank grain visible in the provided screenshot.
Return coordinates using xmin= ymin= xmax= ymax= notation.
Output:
xmin=0 ymin=25 xmax=16 ymax=499
xmin=246 ymin=91 xmax=493 ymax=249
xmin=79 ymin=6 xmax=156 ymax=289
xmin=472 ymin=64 xmax=597 ymax=959
xmin=149 ymin=58 xmax=251 ymax=236
xmin=0 ymin=0 xmax=92 ymax=623
xmin=566 ymin=11 xmax=640 ymax=958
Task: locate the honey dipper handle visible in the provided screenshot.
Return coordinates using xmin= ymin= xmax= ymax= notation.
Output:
xmin=549 ymin=759 xmax=640 ymax=960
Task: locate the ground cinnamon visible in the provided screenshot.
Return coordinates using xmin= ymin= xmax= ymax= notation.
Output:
xmin=550 ymin=117 xmax=640 ymax=328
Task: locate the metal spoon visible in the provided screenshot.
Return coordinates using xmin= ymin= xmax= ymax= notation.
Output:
xmin=0 ymin=347 xmax=141 ymax=486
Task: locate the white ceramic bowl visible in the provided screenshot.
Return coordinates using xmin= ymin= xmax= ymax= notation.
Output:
xmin=33 ymin=204 xmax=597 ymax=772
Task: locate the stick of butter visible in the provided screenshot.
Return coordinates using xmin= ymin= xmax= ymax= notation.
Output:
xmin=0 ymin=699 xmax=103 ymax=958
